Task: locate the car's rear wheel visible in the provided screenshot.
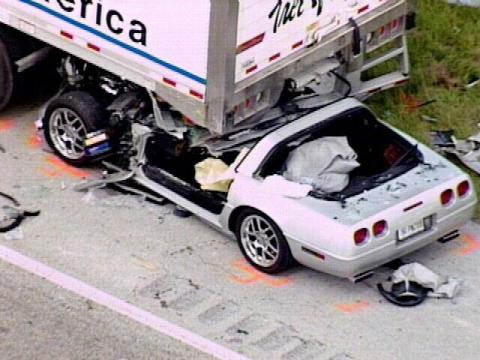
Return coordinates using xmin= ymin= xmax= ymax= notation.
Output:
xmin=235 ymin=209 xmax=292 ymax=274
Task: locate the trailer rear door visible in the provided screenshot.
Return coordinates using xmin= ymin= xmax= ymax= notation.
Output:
xmin=235 ymin=0 xmax=386 ymax=83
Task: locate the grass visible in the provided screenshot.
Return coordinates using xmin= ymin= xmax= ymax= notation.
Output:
xmin=366 ymin=0 xmax=480 ymax=219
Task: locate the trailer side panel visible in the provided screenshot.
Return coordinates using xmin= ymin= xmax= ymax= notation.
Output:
xmin=0 ymin=0 xmax=211 ymax=98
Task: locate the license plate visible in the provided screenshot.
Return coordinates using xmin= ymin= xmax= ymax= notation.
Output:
xmin=398 ymin=219 xmax=425 ymax=241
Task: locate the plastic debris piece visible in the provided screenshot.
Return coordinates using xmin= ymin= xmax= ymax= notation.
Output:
xmin=262 ymin=175 xmax=313 ymax=198
xmin=378 ymin=262 xmax=462 ymax=306
xmin=392 ymin=263 xmax=462 ymax=299
xmin=431 ymin=130 xmax=480 ymax=175
xmin=4 ymin=227 xmax=24 ymax=241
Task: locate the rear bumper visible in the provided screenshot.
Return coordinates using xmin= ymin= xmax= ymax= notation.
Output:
xmin=288 ymin=200 xmax=476 ymax=279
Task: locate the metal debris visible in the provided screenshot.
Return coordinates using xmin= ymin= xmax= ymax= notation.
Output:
xmin=431 ymin=130 xmax=480 ymax=174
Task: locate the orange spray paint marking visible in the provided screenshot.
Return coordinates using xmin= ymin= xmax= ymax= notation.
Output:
xmin=399 ymin=92 xmax=435 ymax=113
xmin=229 ymin=259 xmax=292 ymax=288
xmin=27 ymin=127 xmax=42 ymax=149
xmin=455 ymin=234 xmax=480 ymax=256
xmin=0 ymin=119 xmax=14 ymax=132
xmin=41 ymin=155 xmax=92 ymax=179
xmin=39 ymin=168 xmax=61 ymax=178
xmin=335 ymin=301 xmax=369 ymax=314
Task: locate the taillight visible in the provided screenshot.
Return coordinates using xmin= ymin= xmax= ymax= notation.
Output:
xmin=440 ymin=189 xmax=454 ymax=206
xmin=373 ymin=220 xmax=388 ymax=237
xmin=457 ymin=180 xmax=471 ymax=198
xmin=354 ymin=228 xmax=369 ymax=246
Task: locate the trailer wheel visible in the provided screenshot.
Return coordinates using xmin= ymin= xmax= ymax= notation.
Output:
xmin=0 ymin=34 xmax=16 ymax=111
xmin=43 ymin=91 xmax=107 ymax=166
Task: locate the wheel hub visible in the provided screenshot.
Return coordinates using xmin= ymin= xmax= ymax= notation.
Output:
xmin=240 ymin=215 xmax=280 ymax=268
xmin=49 ymin=108 xmax=88 ymax=160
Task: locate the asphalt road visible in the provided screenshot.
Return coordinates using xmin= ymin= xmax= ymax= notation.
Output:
xmin=0 ymin=260 xmax=211 ymax=360
xmin=1 ymin=95 xmax=480 ymax=360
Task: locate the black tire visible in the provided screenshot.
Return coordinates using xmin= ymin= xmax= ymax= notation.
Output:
xmin=0 ymin=33 xmax=16 ymax=111
xmin=43 ymin=91 xmax=107 ymax=166
xmin=0 ymin=25 xmax=42 ymax=111
xmin=235 ymin=209 xmax=293 ymax=274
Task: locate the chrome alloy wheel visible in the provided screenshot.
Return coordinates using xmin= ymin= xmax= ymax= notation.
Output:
xmin=49 ymin=108 xmax=88 ymax=160
xmin=240 ymin=215 xmax=280 ymax=267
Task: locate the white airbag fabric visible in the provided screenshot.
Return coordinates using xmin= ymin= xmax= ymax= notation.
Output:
xmin=283 ymin=137 xmax=360 ymax=193
xmin=392 ymin=263 xmax=462 ymax=299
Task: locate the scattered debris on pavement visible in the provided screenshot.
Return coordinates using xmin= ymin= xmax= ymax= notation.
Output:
xmin=378 ymin=262 xmax=462 ymax=307
xmin=431 ymin=130 xmax=480 ymax=174
xmin=4 ymin=227 xmax=24 ymax=241
xmin=0 ymin=191 xmax=40 ymax=235
xmin=81 ymin=187 xmax=150 ymax=209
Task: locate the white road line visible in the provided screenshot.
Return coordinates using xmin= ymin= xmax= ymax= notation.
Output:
xmin=0 ymin=245 xmax=249 ymax=360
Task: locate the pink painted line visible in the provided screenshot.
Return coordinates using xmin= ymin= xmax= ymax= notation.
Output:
xmin=0 ymin=245 xmax=249 ymax=360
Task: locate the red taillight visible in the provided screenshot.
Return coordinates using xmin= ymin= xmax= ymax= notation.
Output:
xmin=457 ymin=181 xmax=470 ymax=198
xmin=440 ymin=189 xmax=454 ymax=206
xmin=354 ymin=228 xmax=369 ymax=245
xmin=373 ymin=220 xmax=388 ymax=237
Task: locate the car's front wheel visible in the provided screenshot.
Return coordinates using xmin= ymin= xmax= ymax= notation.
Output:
xmin=43 ymin=91 xmax=106 ymax=166
xmin=235 ymin=209 xmax=292 ymax=274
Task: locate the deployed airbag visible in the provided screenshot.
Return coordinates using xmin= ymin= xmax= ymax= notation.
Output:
xmin=283 ymin=137 xmax=360 ymax=193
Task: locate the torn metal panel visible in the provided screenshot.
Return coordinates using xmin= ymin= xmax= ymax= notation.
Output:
xmin=431 ymin=130 xmax=480 ymax=175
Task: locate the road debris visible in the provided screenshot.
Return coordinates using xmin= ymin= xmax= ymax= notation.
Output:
xmin=378 ymin=262 xmax=462 ymax=307
xmin=0 ymin=192 xmax=40 ymax=234
xmin=81 ymin=187 xmax=148 ymax=208
xmin=431 ymin=130 xmax=480 ymax=174
xmin=4 ymin=227 xmax=24 ymax=241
